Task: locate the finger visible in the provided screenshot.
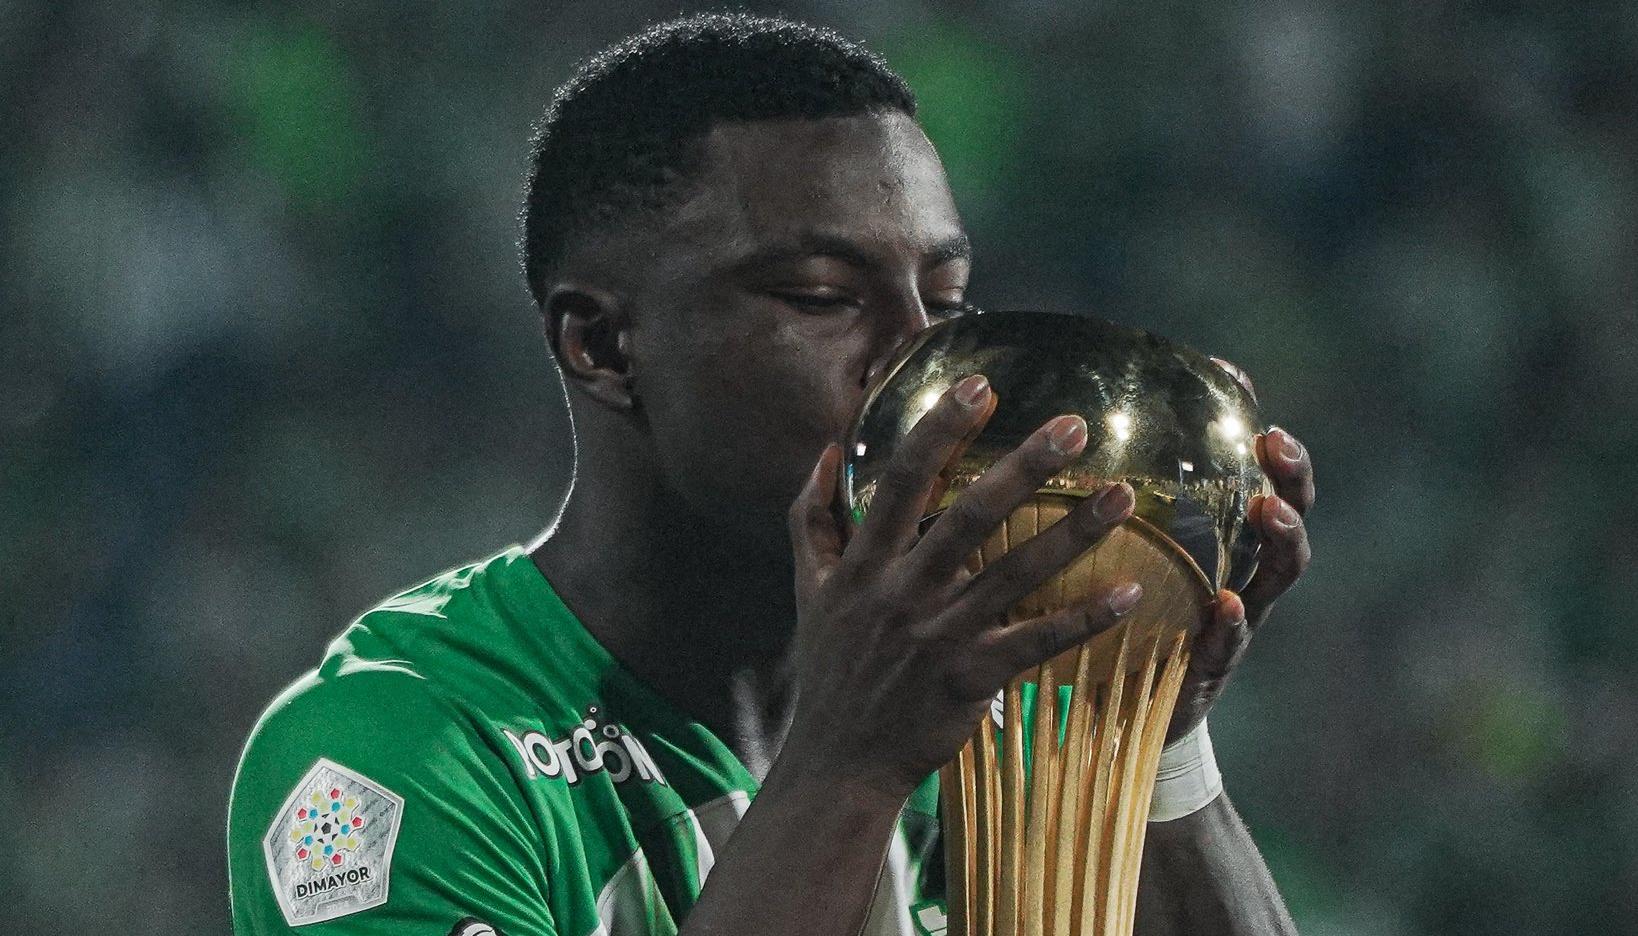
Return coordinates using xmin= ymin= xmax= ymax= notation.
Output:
xmin=788 ymin=443 xmax=844 ymax=603
xmin=947 ymin=481 xmax=1134 ymax=619
xmin=960 ymin=583 xmax=1143 ymax=696
xmin=910 ymin=412 xmax=1093 ymax=582
xmin=853 ymin=374 xmax=996 ymax=555
xmin=1187 ymin=590 xmax=1251 ymax=684
xmin=1209 ymin=357 xmax=1257 ymax=403
xmin=1255 ymin=427 xmax=1314 ymax=515
xmin=1239 ymin=494 xmax=1311 ymax=620
xmin=1169 ymin=590 xmax=1250 ymax=741
xmin=924 ymin=386 xmax=998 ymax=513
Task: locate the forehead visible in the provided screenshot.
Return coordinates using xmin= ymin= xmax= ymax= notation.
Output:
xmin=668 ymin=111 xmax=964 ymax=261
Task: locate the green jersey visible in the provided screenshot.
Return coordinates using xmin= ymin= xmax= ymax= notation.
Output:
xmin=227 ymin=546 xmax=949 ymax=936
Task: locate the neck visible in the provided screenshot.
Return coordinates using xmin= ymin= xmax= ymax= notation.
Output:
xmin=528 ymin=416 xmax=798 ymax=771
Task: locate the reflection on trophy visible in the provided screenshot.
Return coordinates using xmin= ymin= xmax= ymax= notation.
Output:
xmin=842 ymin=311 xmax=1269 ymax=936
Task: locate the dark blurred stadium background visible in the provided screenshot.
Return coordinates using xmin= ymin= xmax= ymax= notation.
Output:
xmin=3 ymin=2 xmax=1635 ymax=933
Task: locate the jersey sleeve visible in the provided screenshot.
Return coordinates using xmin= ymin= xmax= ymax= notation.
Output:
xmin=902 ymin=772 xmax=950 ymax=935
xmin=228 ymin=661 xmax=556 ymax=936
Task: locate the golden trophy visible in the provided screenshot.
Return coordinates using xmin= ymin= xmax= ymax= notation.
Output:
xmin=842 ymin=311 xmax=1268 ymax=936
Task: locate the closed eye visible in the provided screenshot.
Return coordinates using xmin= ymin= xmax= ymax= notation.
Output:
xmin=769 ymin=291 xmax=973 ymax=318
xmin=770 ymin=291 xmax=859 ymax=313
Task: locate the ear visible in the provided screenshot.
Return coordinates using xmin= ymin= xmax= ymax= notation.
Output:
xmin=544 ymin=283 xmax=637 ymax=411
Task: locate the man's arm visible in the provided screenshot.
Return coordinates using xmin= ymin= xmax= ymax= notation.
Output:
xmin=669 ymin=755 xmax=910 ymax=936
xmin=1137 ymin=793 xmax=1298 ymax=936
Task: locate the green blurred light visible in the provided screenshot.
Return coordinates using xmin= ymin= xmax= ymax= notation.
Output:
xmin=878 ymin=21 xmax=1028 ymax=212
xmin=1457 ymin=678 xmax=1568 ymax=782
xmin=225 ymin=22 xmax=369 ymax=210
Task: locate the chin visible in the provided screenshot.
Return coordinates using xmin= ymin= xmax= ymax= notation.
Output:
xmin=665 ymin=437 xmax=827 ymax=549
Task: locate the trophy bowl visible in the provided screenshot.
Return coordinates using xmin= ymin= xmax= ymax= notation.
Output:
xmin=840 ymin=310 xmax=1270 ymax=936
xmin=843 ymin=309 xmax=1267 ymax=597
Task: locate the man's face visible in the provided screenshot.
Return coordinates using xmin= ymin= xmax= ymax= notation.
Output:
xmin=611 ymin=110 xmax=968 ymax=555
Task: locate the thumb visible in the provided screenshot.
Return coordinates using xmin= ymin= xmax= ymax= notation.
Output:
xmin=789 ymin=443 xmax=845 ymax=602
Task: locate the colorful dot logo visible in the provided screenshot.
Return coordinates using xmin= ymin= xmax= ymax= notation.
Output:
xmin=287 ymin=785 xmax=366 ymax=871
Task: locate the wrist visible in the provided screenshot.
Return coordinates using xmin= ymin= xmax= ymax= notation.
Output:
xmin=1148 ymin=717 xmax=1224 ymax=822
xmin=764 ymin=741 xmax=916 ymax=819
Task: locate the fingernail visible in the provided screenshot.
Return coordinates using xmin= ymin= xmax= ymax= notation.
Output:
xmin=1095 ymin=482 xmax=1134 ymax=522
xmin=1046 ymin=415 xmax=1087 ymax=455
xmin=955 ymin=374 xmax=989 ymax=407
xmin=1272 ymin=427 xmax=1301 ymax=462
xmin=1109 ymin=582 xmax=1143 ymax=615
xmin=1272 ymin=499 xmax=1299 ymax=528
xmin=1215 ymin=593 xmax=1248 ymax=627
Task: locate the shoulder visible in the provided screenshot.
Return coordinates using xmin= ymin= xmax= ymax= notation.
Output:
xmin=230 ymin=544 xmax=573 ymax=833
xmin=227 ymin=658 xmax=494 ymax=859
xmin=227 ymin=549 xmax=575 ymax=932
xmin=228 ymin=660 xmax=550 ymax=931
xmin=234 ymin=544 xmax=548 ymax=766
xmin=239 ymin=656 xmax=455 ymax=765
xmin=229 ymin=656 xmax=525 ymax=844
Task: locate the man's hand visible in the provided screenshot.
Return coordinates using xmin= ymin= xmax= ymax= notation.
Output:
xmin=783 ymin=373 xmax=1144 ymax=799
xmin=688 ymin=370 xmax=1301 ymax=936
xmin=1168 ymin=361 xmax=1316 ymax=742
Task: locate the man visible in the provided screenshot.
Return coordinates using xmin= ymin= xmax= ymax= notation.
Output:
xmin=228 ymin=14 xmax=1315 ymax=936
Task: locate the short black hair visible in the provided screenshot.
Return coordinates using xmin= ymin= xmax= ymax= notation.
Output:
xmin=519 ymin=13 xmax=917 ymax=307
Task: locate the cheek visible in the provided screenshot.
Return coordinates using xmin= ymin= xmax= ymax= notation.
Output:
xmin=640 ymin=322 xmax=866 ymax=514
xmin=756 ymin=320 xmax=874 ymax=443
xmin=680 ymin=315 xmax=863 ymax=422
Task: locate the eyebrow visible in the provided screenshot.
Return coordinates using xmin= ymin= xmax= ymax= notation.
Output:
xmin=733 ymin=230 xmax=972 ymax=273
xmin=927 ymin=232 xmax=973 ymax=266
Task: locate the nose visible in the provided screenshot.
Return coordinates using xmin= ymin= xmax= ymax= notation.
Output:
xmin=861 ymin=298 xmax=936 ymax=389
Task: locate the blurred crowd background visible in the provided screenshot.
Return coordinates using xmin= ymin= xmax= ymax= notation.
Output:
xmin=4 ymin=1 xmax=1635 ymax=933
